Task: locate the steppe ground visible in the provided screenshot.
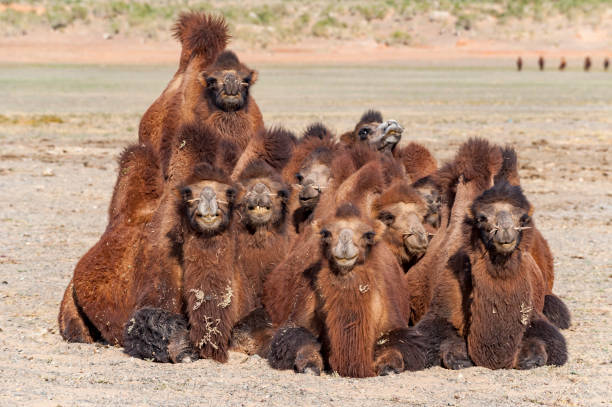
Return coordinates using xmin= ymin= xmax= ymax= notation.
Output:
xmin=0 ymin=64 xmax=610 ymax=406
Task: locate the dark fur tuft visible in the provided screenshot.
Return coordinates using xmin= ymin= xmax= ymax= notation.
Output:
xmin=523 ymin=319 xmax=568 ymax=366
xmin=187 ymin=161 xmax=232 ymax=186
xmin=303 ymin=122 xmax=333 ymax=141
xmin=238 ymin=159 xmax=281 ymax=183
xmin=494 ymin=146 xmax=520 ymax=185
xmin=375 ymin=328 xmax=429 ymax=371
xmin=123 ymin=308 xmax=198 ymax=363
xmin=268 ymin=326 xmax=321 ymax=371
xmin=172 ymin=12 xmax=230 ymax=71
xmin=260 ymin=126 xmax=296 ymax=170
xmin=335 ymin=202 xmax=361 ymax=218
xmin=211 ymin=50 xmax=240 ymax=69
xmin=543 ymin=294 xmax=571 ymax=330
xmin=437 ymin=137 xmax=503 ymax=206
xmin=359 ymin=109 xmax=383 ymax=125
xmin=412 ymin=175 xmax=441 ymax=191
xmin=218 ymin=139 xmax=241 ymax=171
xmin=471 ymin=181 xmax=531 ymax=214
xmin=177 ymin=122 xmax=220 ymax=164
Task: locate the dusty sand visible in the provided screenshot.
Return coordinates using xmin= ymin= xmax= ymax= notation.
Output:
xmin=0 ymin=63 xmax=611 ymax=406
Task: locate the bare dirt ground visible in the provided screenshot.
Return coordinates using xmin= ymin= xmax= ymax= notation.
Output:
xmin=0 ymin=64 xmax=611 ymax=406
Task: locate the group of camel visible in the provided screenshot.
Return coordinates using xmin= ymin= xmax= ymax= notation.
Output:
xmin=57 ymin=12 xmax=571 ymax=378
xmin=517 ymin=55 xmax=610 ymax=71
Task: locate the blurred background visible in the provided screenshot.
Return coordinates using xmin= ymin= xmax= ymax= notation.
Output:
xmin=0 ymin=0 xmax=611 ymax=65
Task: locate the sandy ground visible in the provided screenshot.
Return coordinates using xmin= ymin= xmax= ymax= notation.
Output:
xmin=0 ymin=64 xmax=611 ymax=406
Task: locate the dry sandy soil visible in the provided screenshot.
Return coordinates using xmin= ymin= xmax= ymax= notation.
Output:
xmin=0 ymin=62 xmax=611 ymax=406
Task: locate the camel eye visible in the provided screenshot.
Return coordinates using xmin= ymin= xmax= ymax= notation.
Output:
xmin=476 ymin=214 xmax=487 ymax=224
xmin=378 ymin=211 xmax=395 ymax=226
xmin=226 ymin=188 xmax=236 ymax=201
xmin=320 ymin=229 xmax=331 ymax=239
xmin=181 ymin=187 xmax=193 ymax=201
xmin=358 ymin=128 xmax=370 ymax=140
xmin=205 ymin=77 xmax=217 ymax=87
xmin=278 ymin=189 xmax=288 ymax=199
xmin=295 ymin=173 xmax=303 ymax=183
xmin=363 ymin=231 xmax=375 ymax=242
xmin=520 ymin=214 xmax=531 ymax=225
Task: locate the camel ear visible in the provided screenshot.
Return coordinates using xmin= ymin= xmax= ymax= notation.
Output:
xmin=197 ymin=71 xmax=207 ymax=87
xmin=339 ymin=131 xmax=354 ymax=145
xmin=527 ymin=204 xmax=534 ymax=217
xmin=197 ymin=71 xmax=216 ymax=88
xmin=467 ymin=206 xmax=473 ymax=219
xmin=247 ymin=70 xmax=258 ymax=85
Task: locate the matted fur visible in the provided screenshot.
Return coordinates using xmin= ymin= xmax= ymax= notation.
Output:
xmin=491 ymin=146 xmax=558 ymax=296
xmin=140 ymin=24 xmax=263 ymax=168
xmin=360 ymin=109 xmax=383 ymax=124
xmin=123 ymin=307 xmax=197 ymax=363
xmin=303 ymin=122 xmax=334 ymax=141
xmin=172 ymin=12 xmax=230 ymax=73
xmin=234 ymin=159 xmax=291 ymax=307
xmin=394 ymin=142 xmax=438 ymax=183
xmin=232 ymin=126 xmax=296 ymax=181
xmin=416 ymin=181 xmax=568 ymax=369
xmin=139 ymin=12 xmax=233 ymax=153
xmin=59 ymin=143 xmax=163 ymax=345
xmin=265 ymin=205 xmax=422 ymax=377
xmin=437 ymin=137 xmax=503 ymax=208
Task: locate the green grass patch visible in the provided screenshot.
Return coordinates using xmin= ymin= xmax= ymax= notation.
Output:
xmin=0 ymin=114 xmax=64 ymax=126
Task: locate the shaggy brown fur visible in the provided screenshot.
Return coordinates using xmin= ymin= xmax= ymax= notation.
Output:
xmin=59 ymin=143 xmax=163 ymax=344
xmin=138 ymin=12 xmax=263 ymax=178
xmin=436 ymin=137 xmax=503 ymax=215
xmin=231 ymin=126 xmax=296 ymax=182
xmin=139 ymin=12 xmax=230 ymax=153
xmin=157 ymin=49 xmax=264 ymax=179
xmin=174 ymin=168 xmax=254 ymax=362
xmin=340 ymin=110 xmax=404 ymax=154
xmin=265 ymin=161 xmax=426 ymax=377
xmin=234 ymin=160 xmax=292 ymax=305
xmin=372 ymin=180 xmax=430 ymax=271
xmin=394 ymin=142 xmax=438 ymax=183
xmin=404 ymin=138 xmax=506 ymax=325
xmin=281 ymin=125 xmax=339 ymax=233
xmin=129 ymin=122 xmax=296 ymax=362
xmin=494 ymin=146 xmax=570 ymax=328
xmin=412 ymin=176 xmax=442 ymax=231
xmin=340 ymin=109 xmax=383 ymax=145
xmin=267 ymin=201 xmax=427 ymax=377
xmin=60 ymin=121 xmax=240 ymax=350
xmin=417 ymin=181 xmax=567 ymax=369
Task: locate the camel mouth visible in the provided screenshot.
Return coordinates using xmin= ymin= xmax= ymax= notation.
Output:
xmin=299 ymin=194 xmax=319 ymax=207
xmin=195 ymin=213 xmax=222 ymax=230
xmin=217 ymin=94 xmax=244 ymax=111
xmin=493 ymin=240 xmax=517 ymax=253
xmin=248 ymin=205 xmax=272 ymax=224
xmin=333 ymin=255 xmax=358 ymax=268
